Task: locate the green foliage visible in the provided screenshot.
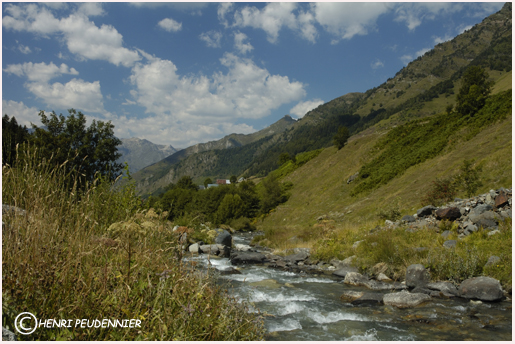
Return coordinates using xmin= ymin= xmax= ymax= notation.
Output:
xmin=377 ymin=206 xmax=401 ymax=221
xmin=456 ymin=66 xmax=493 ymax=116
xmin=2 ymin=148 xmax=265 ymax=341
xmin=229 ymin=217 xmax=256 ymax=232
xmin=176 ymin=175 xmax=198 ymax=191
xmin=333 ymin=126 xmax=350 ymax=150
xmin=2 ymin=115 xmax=29 ymax=166
xmin=204 ymin=177 xmax=213 ymax=188
xmin=29 ymin=109 xmax=122 ymax=188
xmin=278 ymin=152 xmax=294 ymax=166
xmin=422 ymin=177 xmax=458 ymax=206
xmin=453 ymin=159 xmax=483 ymax=197
xmin=352 ymin=90 xmax=511 ymax=196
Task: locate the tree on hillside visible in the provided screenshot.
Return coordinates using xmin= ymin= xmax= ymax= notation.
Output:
xmin=29 ymin=109 xmax=122 ymax=186
xmin=204 ymin=177 xmax=213 ymax=188
xmin=455 ymin=66 xmax=493 ymax=116
xmin=176 ymin=175 xmax=198 ymax=191
xmin=333 ymin=126 xmax=350 ymax=150
xmin=2 ymin=115 xmax=29 ymax=166
xmin=230 ymin=175 xmax=237 ymax=184
xmin=278 ymin=152 xmax=294 ymax=166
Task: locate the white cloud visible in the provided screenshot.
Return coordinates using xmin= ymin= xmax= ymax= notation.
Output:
xmin=232 ymin=2 xmax=298 ymax=43
xmin=394 ymin=3 xmax=460 ymax=31
xmin=234 ymin=31 xmax=253 ymax=54
xmin=400 ymin=55 xmax=413 ymax=65
xmin=416 ymin=48 xmax=431 ymax=57
xmin=4 ymin=62 xmax=78 ymax=83
xmin=158 ymin=18 xmax=182 ymax=32
xmin=218 ymin=2 xmax=234 ymax=28
xmin=27 ymin=78 xmax=104 ymax=114
xmin=76 ymin=3 xmax=105 ymax=17
xmin=17 ymin=44 xmax=32 ymax=54
xmin=126 ymin=53 xmax=305 ymax=147
xmin=200 ymin=30 xmax=222 ymax=48
xmin=3 ymin=3 xmax=141 ymax=67
xmin=457 ymin=24 xmax=473 ymax=35
xmin=290 ymin=99 xmax=324 ymax=118
xmin=434 ymin=34 xmax=454 ymax=45
xmin=2 ymin=100 xmax=43 ymax=127
xmin=371 ymin=59 xmax=384 ymax=69
xmin=312 ymin=2 xmax=391 ymax=41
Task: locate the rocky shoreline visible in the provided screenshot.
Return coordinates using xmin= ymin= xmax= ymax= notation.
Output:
xmin=186 ymin=187 xmax=512 ymax=309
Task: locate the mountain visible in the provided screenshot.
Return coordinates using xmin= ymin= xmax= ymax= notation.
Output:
xmin=132 ymin=115 xmax=296 ymax=195
xmin=117 ymin=137 xmax=177 ymax=174
xmin=133 ymin=3 xmax=511 ymax=197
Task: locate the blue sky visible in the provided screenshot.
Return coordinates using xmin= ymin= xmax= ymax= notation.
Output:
xmin=2 ymin=2 xmax=504 ymax=148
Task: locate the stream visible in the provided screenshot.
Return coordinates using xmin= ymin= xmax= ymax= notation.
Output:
xmin=183 ymin=232 xmax=512 ymax=341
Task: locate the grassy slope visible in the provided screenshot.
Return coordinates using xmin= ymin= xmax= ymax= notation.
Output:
xmin=258 ymin=95 xmax=512 ymax=248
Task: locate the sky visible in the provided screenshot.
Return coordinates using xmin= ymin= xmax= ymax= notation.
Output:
xmin=2 ymin=2 xmax=504 ymax=149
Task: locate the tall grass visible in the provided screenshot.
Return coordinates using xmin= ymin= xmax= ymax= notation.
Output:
xmin=2 ymin=146 xmax=265 ymax=340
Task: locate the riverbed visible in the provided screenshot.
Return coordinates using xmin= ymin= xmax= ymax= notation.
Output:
xmin=183 ymin=233 xmax=512 ymax=341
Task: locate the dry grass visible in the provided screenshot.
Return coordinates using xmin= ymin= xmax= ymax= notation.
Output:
xmin=2 ymin=147 xmax=265 ymax=341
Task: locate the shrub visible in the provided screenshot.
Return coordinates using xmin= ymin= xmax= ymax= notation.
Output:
xmin=421 ymin=177 xmax=457 ymax=206
xmin=377 ymin=206 xmax=401 ymax=221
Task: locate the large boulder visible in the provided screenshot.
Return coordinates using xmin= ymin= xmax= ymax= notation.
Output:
xmin=343 ymin=272 xmax=370 ymax=287
xmin=417 ymin=205 xmax=437 ymax=217
xmin=383 ymin=291 xmax=431 ymax=308
xmin=351 ymin=292 xmax=384 ymax=305
xmin=426 ymin=281 xmax=459 ymax=296
xmin=406 ymin=264 xmax=430 ymax=288
xmin=188 ymin=243 xmax=200 ymax=253
xmin=230 ymin=252 xmax=266 ymax=265
xmin=458 ymin=276 xmax=504 ymax=301
xmin=215 ymin=229 xmax=232 ymax=247
xmin=199 ymin=244 xmax=220 ymax=255
xmin=284 ymin=251 xmax=310 ymax=263
xmin=495 ymin=190 xmax=510 ymax=208
xmin=332 ymin=266 xmax=359 ymax=278
xmin=340 ymin=290 xmax=364 ymax=302
xmin=435 ymin=207 xmax=461 ymax=221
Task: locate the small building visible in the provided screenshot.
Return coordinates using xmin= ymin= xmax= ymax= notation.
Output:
xmin=216 ymin=179 xmax=231 ymax=185
xmin=207 ymin=184 xmax=219 ymax=188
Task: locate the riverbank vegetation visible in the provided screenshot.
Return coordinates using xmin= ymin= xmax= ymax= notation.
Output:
xmin=2 ymin=146 xmax=265 ymax=340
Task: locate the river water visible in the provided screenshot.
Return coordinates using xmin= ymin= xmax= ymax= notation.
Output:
xmin=183 ymin=233 xmax=512 ymax=341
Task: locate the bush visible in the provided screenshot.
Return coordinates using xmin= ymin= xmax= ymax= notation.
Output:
xmin=422 ymin=177 xmax=457 ymax=206
xmin=377 ymin=206 xmax=401 ymax=221
xmin=229 ymin=217 xmax=257 ymax=232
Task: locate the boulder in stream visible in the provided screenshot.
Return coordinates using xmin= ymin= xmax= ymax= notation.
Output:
xmin=458 ymin=276 xmax=504 ymax=302
xmin=230 ymin=252 xmax=266 ymax=265
xmin=383 ymin=290 xmax=431 ymax=308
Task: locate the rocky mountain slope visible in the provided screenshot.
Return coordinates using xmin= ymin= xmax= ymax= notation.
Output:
xmin=117 ymin=137 xmax=177 ymax=174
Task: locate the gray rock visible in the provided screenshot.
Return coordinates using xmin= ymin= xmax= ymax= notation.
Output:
xmin=484 ymin=255 xmax=501 ymax=268
xmin=341 ymin=255 xmax=356 ymax=266
xmin=465 ymin=223 xmax=478 ymax=233
xmin=475 ymin=218 xmax=498 ymax=229
xmin=459 ymin=276 xmax=504 ymax=301
xmin=365 ymin=280 xmax=398 ymax=291
xmin=377 ymin=273 xmax=392 ymax=282
xmin=351 ymin=292 xmax=384 ymax=305
xmin=411 ymin=286 xmax=433 ymax=295
xmin=347 ymin=172 xmax=359 ymax=184
xmin=383 ymin=291 xmax=431 ymax=308
xmin=188 ymin=243 xmax=200 ymax=253
xmin=470 ymin=204 xmax=493 ymax=216
xmin=441 ymin=230 xmax=452 ymax=239
xmin=385 ymin=220 xmax=394 ymax=226
xmin=417 ymin=205 xmax=437 ymax=217
xmin=2 ymin=204 xmax=26 ymax=216
xmin=332 ymin=266 xmax=359 ymax=278
xmin=293 ymin=247 xmax=311 ymax=255
xmin=426 ymin=281 xmax=459 ymax=296
xmin=2 ymin=327 xmax=16 ymax=341
xmin=443 ymin=240 xmax=457 ymax=249
xmin=343 ymin=272 xmax=370 ymax=287
xmin=401 ymin=215 xmax=416 ymax=223
xmin=352 ymin=240 xmax=364 ymax=249
xmin=200 ymin=244 xmax=220 ymax=255
xmin=284 ymin=252 xmax=310 ymax=263
xmin=230 ymin=252 xmax=267 ymax=265
xmin=218 ymin=267 xmax=242 ymax=275
xmin=406 ymin=264 xmax=430 ymax=288
xmin=215 ymin=229 xmax=232 ymax=247
xmin=487 ymin=229 xmax=501 ymax=236
xmin=500 ymin=209 xmax=512 ymax=219
xmin=234 ymin=243 xmax=252 ymax=252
